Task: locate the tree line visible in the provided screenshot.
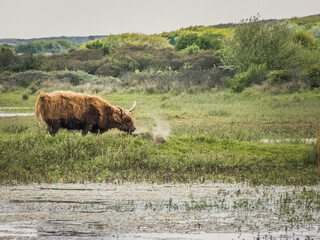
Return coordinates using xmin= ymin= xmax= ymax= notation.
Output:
xmin=0 ymin=14 xmax=320 ymax=92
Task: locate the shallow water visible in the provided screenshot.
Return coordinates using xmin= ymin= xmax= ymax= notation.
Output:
xmin=260 ymin=138 xmax=317 ymax=144
xmin=0 ymin=107 xmax=34 ymax=117
xmin=0 ymin=107 xmax=33 ymax=110
xmin=0 ymin=183 xmax=319 ymax=239
xmin=0 ymin=113 xmax=35 ymax=117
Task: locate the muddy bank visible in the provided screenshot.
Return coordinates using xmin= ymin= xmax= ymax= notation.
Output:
xmin=0 ymin=183 xmax=319 ymax=239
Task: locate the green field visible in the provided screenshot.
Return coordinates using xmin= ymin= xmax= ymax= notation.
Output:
xmin=1 ymin=89 xmax=319 ymax=185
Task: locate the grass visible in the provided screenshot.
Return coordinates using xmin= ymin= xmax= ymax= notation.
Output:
xmin=0 ymin=89 xmax=320 ymax=185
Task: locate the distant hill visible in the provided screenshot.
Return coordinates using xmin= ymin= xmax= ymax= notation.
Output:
xmin=0 ymin=35 xmax=108 ymax=46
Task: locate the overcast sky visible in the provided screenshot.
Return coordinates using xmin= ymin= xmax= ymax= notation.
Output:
xmin=0 ymin=0 xmax=320 ymax=39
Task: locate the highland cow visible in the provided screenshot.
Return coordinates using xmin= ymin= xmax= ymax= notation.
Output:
xmin=35 ymin=91 xmax=136 ymax=136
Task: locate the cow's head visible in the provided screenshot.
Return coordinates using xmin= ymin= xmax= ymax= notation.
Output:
xmin=114 ymin=101 xmax=136 ymax=134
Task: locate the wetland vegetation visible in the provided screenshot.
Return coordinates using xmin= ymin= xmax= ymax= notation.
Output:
xmin=1 ymin=13 xmax=320 ymax=240
xmin=1 ymin=14 xmax=320 ymax=186
xmin=0 ymin=89 xmax=320 ymax=185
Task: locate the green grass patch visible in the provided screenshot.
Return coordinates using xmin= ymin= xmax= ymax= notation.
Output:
xmin=0 ymin=90 xmax=320 ymax=185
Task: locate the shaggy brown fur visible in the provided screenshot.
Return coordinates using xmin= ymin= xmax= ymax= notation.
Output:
xmin=35 ymin=91 xmax=136 ymax=136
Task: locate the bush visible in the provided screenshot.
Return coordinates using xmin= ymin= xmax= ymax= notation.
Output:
xmin=66 ymin=49 xmax=104 ymax=61
xmin=266 ymin=70 xmax=289 ymax=84
xmin=293 ymin=30 xmax=318 ymax=50
xmin=309 ymin=25 xmax=320 ymax=41
xmin=28 ymin=82 xmax=39 ymax=94
xmin=230 ymin=76 xmax=246 ymax=92
xmin=95 ymin=56 xmax=135 ymax=77
xmin=308 ymin=64 xmax=320 ymax=88
xmin=180 ymin=43 xmax=200 ymax=55
xmin=230 ymin=63 xmax=267 ymax=92
xmin=40 ymin=49 xmax=104 ymax=72
xmin=17 ymin=53 xmax=43 ymax=71
xmin=83 ymin=33 xmax=172 ymax=53
xmin=94 ymin=44 xmax=182 ymax=76
xmin=170 ymin=50 xmax=220 ymax=71
xmin=186 ymin=50 xmax=220 ymax=70
xmin=0 ymin=48 xmax=17 ymax=71
xmin=175 ymin=33 xmax=221 ymax=52
xmin=175 ymin=34 xmax=199 ymax=51
xmin=22 ymin=92 xmax=29 ymax=100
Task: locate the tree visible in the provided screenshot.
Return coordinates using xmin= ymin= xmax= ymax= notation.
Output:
xmin=16 ymin=40 xmax=76 ymax=54
xmin=16 ymin=42 xmax=44 ymax=54
xmin=174 ymin=33 xmax=221 ymax=51
xmin=0 ymin=48 xmax=16 ymax=70
xmin=175 ymin=34 xmax=199 ymax=51
xmin=20 ymin=53 xmax=42 ymax=71
xmin=221 ymin=16 xmax=297 ymax=72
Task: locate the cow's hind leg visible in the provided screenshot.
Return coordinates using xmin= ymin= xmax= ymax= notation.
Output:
xmin=90 ymin=125 xmax=99 ymax=134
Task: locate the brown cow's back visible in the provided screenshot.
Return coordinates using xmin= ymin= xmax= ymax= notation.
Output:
xmin=36 ymin=91 xmax=110 ymax=122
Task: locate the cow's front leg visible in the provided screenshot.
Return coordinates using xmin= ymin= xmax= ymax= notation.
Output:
xmin=82 ymin=124 xmax=93 ymax=136
xmin=47 ymin=120 xmax=60 ymax=136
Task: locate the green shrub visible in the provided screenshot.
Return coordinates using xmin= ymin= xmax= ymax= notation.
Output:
xmin=96 ymin=56 xmax=135 ymax=77
xmin=83 ymin=33 xmax=172 ymax=53
xmin=171 ymin=50 xmax=220 ymax=71
xmin=66 ymin=49 xmax=104 ymax=61
xmin=175 ymin=33 xmax=221 ymax=52
xmin=180 ymin=43 xmax=200 ymax=55
xmin=0 ymin=48 xmax=17 ymax=71
xmin=308 ymin=64 xmax=320 ymax=87
xmin=266 ymin=70 xmax=289 ymax=84
xmin=309 ymin=25 xmax=320 ymax=40
xmin=293 ymin=30 xmax=318 ymax=50
xmin=22 ymin=92 xmax=29 ymax=100
xmin=175 ymin=34 xmax=199 ymax=51
xmin=230 ymin=63 xmax=267 ymax=92
xmin=230 ymin=76 xmax=246 ymax=92
xmin=18 ymin=53 xmax=43 ymax=72
xmin=28 ymin=82 xmax=39 ymax=94
xmin=40 ymin=49 xmax=104 ymax=72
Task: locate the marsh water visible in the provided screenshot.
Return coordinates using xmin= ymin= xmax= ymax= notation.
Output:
xmin=0 ymin=107 xmax=320 ymax=239
xmin=0 ymin=183 xmax=319 ymax=239
xmin=0 ymin=107 xmax=34 ymax=117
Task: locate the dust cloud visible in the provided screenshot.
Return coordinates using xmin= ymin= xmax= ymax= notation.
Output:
xmin=134 ymin=117 xmax=170 ymax=144
xmin=152 ymin=117 xmax=170 ymax=143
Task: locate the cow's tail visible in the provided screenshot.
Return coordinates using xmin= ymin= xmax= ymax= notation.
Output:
xmin=35 ymin=92 xmax=45 ymax=125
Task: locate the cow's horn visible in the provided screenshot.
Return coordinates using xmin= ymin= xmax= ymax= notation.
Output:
xmin=117 ymin=107 xmax=123 ymax=118
xmin=128 ymin=100 xmax=136 ymax=112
